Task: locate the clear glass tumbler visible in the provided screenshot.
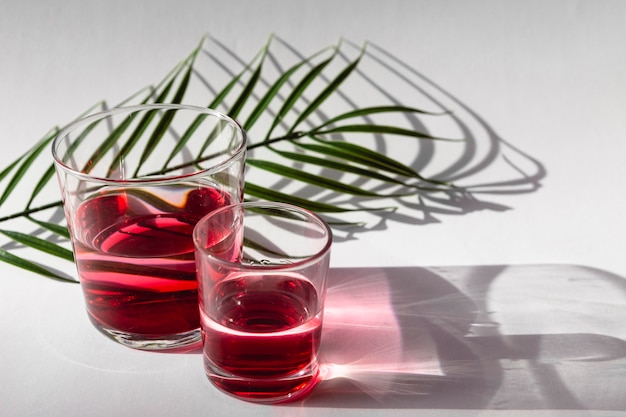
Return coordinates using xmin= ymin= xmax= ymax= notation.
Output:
xmin=193 ymin=202 xmax=332 ymax=403
xmin=52 ymin=104 xmax=246 ymax=350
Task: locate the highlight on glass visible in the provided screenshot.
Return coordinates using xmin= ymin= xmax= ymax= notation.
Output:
xmin=193 ymin=201 xmax=333 ymax=403
xmin=52 ymin=104 xmax=247 ymax=350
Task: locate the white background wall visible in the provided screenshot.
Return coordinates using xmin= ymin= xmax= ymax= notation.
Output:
xmin=1 ymin=3 xmax=625 ymax=415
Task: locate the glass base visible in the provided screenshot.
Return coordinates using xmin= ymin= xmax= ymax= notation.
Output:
xmin=93 ymin=321 xmax=202 ymax=351
xmin=205 ymin=360 xmax=320 ymax=403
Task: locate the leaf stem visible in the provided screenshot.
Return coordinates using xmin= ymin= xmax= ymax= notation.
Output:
xmin=145 ymin=132 xmax=307 ymax=176
xmin=0 ymin=201 xmax=63 ymax=223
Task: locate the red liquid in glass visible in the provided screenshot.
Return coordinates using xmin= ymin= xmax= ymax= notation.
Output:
xmin=201 ymin=273 xmax=322 ymax=401
xmin=73 ymin=185 xmax=231 ymax=338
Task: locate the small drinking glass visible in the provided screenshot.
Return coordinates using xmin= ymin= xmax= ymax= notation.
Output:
xmin=52 ymin=104 xmax=246 ymax=350
xmin=193 ymin=202 xmax=332 ymax=403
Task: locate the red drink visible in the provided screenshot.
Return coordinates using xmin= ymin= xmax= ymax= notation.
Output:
xmin=200 ymin=273 xmax=322 ymax=402
xmin=72 ymin=184 xmax=231 ymax=346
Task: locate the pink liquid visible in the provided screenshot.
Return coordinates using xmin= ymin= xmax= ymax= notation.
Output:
xmin=73 ymin=185 xmax=231 ymax=339
xmin=201 ymin=273 xmax=322 ymax=401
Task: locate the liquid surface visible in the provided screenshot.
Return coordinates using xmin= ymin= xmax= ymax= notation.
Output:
xmin=74 ymin=186 xmax=231 ymax=337
xmin=201 ymin=273 xmax=322 ymax=401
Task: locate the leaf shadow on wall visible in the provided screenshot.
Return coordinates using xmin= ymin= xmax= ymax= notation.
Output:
xmin=290 ymin=264 xmax=626 ymax=411
xmin=0 ymin=35 xmax=550 ymax=283
xmin=357 ymin=41 xmax=547 ymax=229
xmin=189 ymin=36 xmax=547 ymax=236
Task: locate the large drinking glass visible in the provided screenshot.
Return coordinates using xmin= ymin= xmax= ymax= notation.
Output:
xmin=193 ymin=202 xmax=332 ymax=403
xmin=52 ymin=104 xmax=246 ymax=350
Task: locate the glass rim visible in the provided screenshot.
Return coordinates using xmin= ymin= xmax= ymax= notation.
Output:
xmin=51 ymin=103 xmax=247 ymax=185
xmin=193 ymin=201 xmax=333 ymax=271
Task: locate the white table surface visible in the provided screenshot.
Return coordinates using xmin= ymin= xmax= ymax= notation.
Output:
xmin=1 ymin=1 xmax=625 ymax=416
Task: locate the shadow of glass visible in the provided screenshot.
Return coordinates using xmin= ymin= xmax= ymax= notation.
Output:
xmin=296 ymin=264 xmax=626 ymax=411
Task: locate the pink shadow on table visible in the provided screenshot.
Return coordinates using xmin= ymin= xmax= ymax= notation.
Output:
xmin=302 ymin=265 xmax=626 ymax=410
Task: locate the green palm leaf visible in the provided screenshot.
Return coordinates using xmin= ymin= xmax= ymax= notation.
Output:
xmin=0 ymin=229 xmax=73 ymax=262
xmin=85 ymin=86 xmax=171 ymax=175
xmin=296 ymin=137 xmax=449 ymax=186
xmin=288 ymin=42 xmax=365 ymax=134
xmin=0 ymin=249 xmax=75 ymax=282
xmin=162 ymin=41 xmax=266 ymax=169
xmin=0 ymin=157 xmax=22 ymax=184
xmin=316 ymin=106 xmax=449 ymax=127
xmin=247 ymin=158 xmax=414 ymax=197
xmin=266 ymin=146 xmax=430 ymax=190
xmin=26 ymin=165 xmax=56 ymax=210
xmin=0 ymin=36 xmax=479 ymax=282
xmin=312 ymin=123 xmax=463 ymax=142
xmin=244 ymin=182 xmax=394 ymax=213
xmin=244 ymin=43 xmax=334 ymax=132
xmin=265 ymin=43 xmax=340 ymax=140
xmin=0 ymin=129 xmax=58 ymax=207
xmin=27 ymin=217 xmax=70 ymax=239
xmin=86 ymin=48 xmax=200 ymax=176
xmin=133 ymin=46 xmax=201 ymax=176
xmin=227 ymin=37 xmax=270 ymax=120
